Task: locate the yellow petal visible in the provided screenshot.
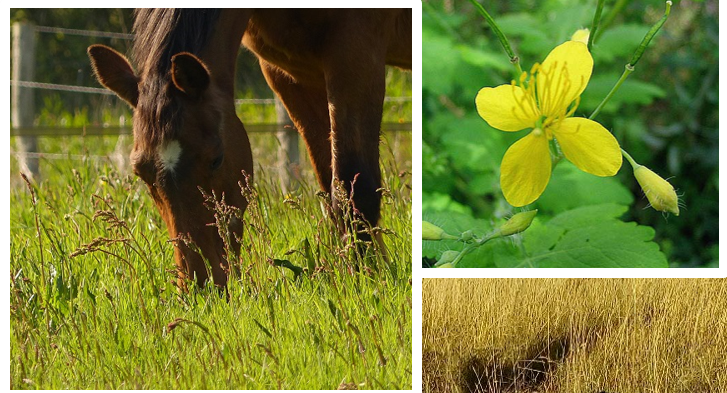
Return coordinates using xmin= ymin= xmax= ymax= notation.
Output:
xmin=554 ymin=117 xmax=622 ymax=176
xmin=570 ymin=29 xmax=590 ymax=45
xmin=500 ymin=130 xmax=551 ymax=206
xmin=476 ymin=84 xmax=539 ymax=132
xmin=536 ymin=41 xmax=593 ymax=116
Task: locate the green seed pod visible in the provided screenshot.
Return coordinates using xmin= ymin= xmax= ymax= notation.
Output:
xmin=422 ymin=221 xmax=457 ymax=240
xmin=498 ymin=210 xmax=538 ymax=237
xmin=436 ymin=262 xmax=455 ymax=268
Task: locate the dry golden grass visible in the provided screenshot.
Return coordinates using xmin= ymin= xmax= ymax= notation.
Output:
xmin=423 ymin=278 xmax=727 ymax=393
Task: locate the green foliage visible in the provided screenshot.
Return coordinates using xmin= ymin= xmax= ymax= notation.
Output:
xmin=423 ymin=0 xmax=718 ymax=267
xmin=534 ymin=161 xmax=634 ymax=214
xmin=424 ymin=204 xmax=667 ymax=268
xmin=523 ymin=204 xmax=667 ymax=267
xmin=581 ymin=74 xmax=666 ymax=114
xmin=593 ymin=24 xmax=651 ymax=62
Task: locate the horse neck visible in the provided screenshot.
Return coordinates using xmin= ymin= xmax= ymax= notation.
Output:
xmin=198 ymin=10 xmax=251 ymax=98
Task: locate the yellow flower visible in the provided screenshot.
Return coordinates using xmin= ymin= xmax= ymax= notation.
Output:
xmin=476 ymin=41 xmax=622 ymax=207
xmin=633 ymin=165 xmax=679 ymax=215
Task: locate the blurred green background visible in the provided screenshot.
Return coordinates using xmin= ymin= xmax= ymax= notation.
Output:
xmin=423 ymin=0 xmax=718 ymax=267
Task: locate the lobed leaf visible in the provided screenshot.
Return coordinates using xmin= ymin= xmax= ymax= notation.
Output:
xmin=521 ymin=203 xmax=668 ymax=268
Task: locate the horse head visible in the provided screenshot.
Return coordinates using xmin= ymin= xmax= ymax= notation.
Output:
xmin=88 ymin=44 xmax=252 ymax=289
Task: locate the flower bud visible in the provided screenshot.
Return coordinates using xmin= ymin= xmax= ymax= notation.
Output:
xmin=571 ymin=28 xmax=590 ymax=45
xmin=436 ymin=262 xmax=455 ymax=268
xmin=422 ymin=221 xmax=457 ymax=240
xmin=497 ymin=210 xmax=538 ymax=237
xmin=633 ymin=165 xmax=679 ymax=216
xmin=459 ymin=230 xmax=474 ymax=242
xmin=437 ymin=250 xmax=460 ymax=266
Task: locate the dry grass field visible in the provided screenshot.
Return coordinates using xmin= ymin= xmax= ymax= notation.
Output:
xmin=423 ymin=278 xmax=727 ymax=393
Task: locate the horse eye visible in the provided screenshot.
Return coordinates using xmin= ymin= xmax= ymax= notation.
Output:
xmin=211 ymin=154 xmax=224 ymax=171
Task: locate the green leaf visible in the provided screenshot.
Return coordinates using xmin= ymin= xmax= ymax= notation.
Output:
xmin=422 ymin=31 xmax=459 ymax=96
xmin=547 ymin=203 xmax=628 ymax=229
xmin=422 ymin=193 xmax=472 ymax=215
xmin=456 ymin=44 xmax=510 ymax=72
xmin=272 ymin=259 xmax=303 ymax=280
xmin=581 ymin=74 xmax=666 ymax=114
xmin=458 ymin=240 xmax=522 ymax=268
xmin=534 ymin=161 xmax=634 ymax=214
xmin=439 ymin=115 xmax=506 ymax=171
xmin=422 ymin=211 xmax=522 ymax=268
xmin=521 ymin=204 xmax=668 ymax=268
xmin=421 ymin=211 xmax=490 ymax=259
xmin=497 ymin=13 xmax=553 ymax=57
xmin=423 ymin=204 xmax=667 ymax=268
xmin=593 ymin=24 xmax=650 ymax=63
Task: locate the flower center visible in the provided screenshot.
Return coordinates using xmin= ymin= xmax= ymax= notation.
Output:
xmin=512 ymin=61 xmax=583 ymax=136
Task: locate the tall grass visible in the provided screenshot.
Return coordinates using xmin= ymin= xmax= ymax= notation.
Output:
xmin=423 ymin=278 xmax=727 ymax=393
xmin=9 ymin=131 xmax=412 ymax=389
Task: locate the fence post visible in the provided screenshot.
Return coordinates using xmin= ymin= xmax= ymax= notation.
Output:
xmin=12 ymin=21 xmax=38 ymax=180
xmin=111 ymin=115 xmax=130 ymax=173
xmin=274 ymin=97 xmax=300 ymax=193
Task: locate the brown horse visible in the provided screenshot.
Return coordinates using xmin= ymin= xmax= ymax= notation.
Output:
xmin=88 ymin=9 xmax=412 ymax=288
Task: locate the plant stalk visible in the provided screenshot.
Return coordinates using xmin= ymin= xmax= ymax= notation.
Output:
xmin=468 ymin=0 xmax=523 ymax=76
xmin=589 ymin=1 xmax=672 ymax=120
xmin=588 ymin=0 xmax=606 ymax=51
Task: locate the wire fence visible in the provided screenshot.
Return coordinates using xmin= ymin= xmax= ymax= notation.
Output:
xmin=9 ymin=72 xmax=412 ymax=137
xmin=34 ymin=24 xmax=135 ymax=40
xmin=10 ymin=21 xmax=412 ymax=183
xmin=11 ymin=22 xmax=411 ymax=130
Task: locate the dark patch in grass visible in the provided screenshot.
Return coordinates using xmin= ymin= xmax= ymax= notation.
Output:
xmin=460 ymin=336 xmax=571 ymax=392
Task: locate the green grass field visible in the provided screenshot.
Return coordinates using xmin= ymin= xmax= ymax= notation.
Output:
xmin=423 ymin=278 xmax=727 ymax=393
xmin=10 ymin=130 xmax=412 ymax=389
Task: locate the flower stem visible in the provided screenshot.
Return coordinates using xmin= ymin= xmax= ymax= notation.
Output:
xmin=448 ymin=233 xmax=497 ymax=267
xmin=549 ymin=138 xmax=564 ymax=171
xmin=468 ymin=0 xmax=524 ymax=76
xmin=589 ymin=65 xmax=633 ymax=120
xmin=595 ymin=0 xmax=628 ymax=42
xmin=588 ymin=0 xmax=606 ymax=51
xmin=589 ymin=1 xmax=672 ymax=120
xmin=621 ymin=148 xmax=640 ymax=169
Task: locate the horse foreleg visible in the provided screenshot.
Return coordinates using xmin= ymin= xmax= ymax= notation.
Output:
xmin=259 ymin=61 xmax=333 ymax=193
xmin=323 ymin=54 xmax=387 ymax=241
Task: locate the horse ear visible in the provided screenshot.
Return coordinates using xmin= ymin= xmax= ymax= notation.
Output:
xmin=171 ymin=53 xmax=210 ymax=99
xmin=87 ymin=45 xmax=139 ymax=107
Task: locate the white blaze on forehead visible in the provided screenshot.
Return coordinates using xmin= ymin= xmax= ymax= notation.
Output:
xmin=157 ymin=140 xmax=182 ymax=173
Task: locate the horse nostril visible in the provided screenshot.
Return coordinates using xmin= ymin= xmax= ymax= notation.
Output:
xmin=211 ymin=154 xmax=224 ymax=171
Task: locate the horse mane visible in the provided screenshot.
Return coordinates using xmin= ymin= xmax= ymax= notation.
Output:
xmin=133 ymin=9 xmax=221 ymax=75
xmin=131 ymin=9 xmax=221 ymax=148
